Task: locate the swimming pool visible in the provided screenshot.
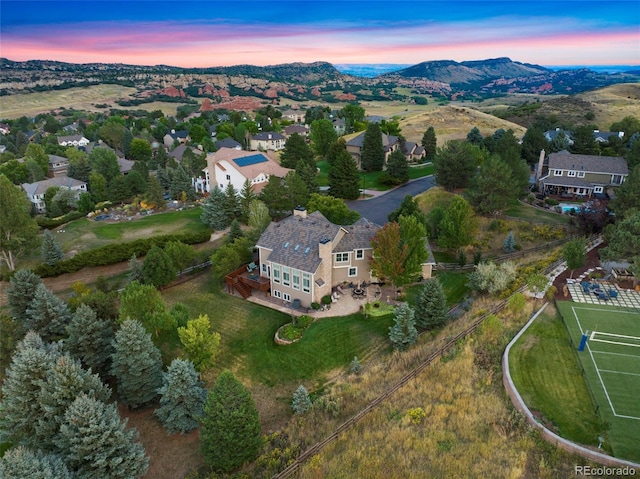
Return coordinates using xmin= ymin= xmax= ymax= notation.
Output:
xmin=558 ymin=202 xmax=584 ymax=213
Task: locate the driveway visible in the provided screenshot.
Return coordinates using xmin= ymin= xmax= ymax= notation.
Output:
xmin=345 ymin=176 xmax=436 ymax=226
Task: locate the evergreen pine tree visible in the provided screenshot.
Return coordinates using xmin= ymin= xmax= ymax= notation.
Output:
xmin=361 ymin=123 xmax=385 ymax=172
xmin=163 ymin=241 xmax=196 ymax=272
xmin=503 ymin=232 xmax=516 ymax=253
xmin=226 ymin=219 xmax=244 ymax=244
xmin=466 ymin=126 xmax=484 ymax=146
xmin=200 ymin=370 xmax=262 ymax=472
xmin=41 ymin=229 xmax=64 ymax=266
xmin=328 ymin=149 xmax=360 ymax=199
xmin=144 ymin=175 xmax=166 ymax=209
xmin=414 ymin=278 xmax=449 ymax=330
xmin=421 ymin=126 xmax=437 ymax=162
xmin=295 ymin=159 xmax=319 ymax=194
xmin=325 ymin=137 xmax=347 ymax=166
xmin=128 ymin=253 xmax=145 ymax=283
xmin=35 ymin=354 xmax=112 ymax=451
xmin=109 ymin=174 xmax=131 ymax=203
xmin=388 ymin=303 xmax=418 ymax=351
xmin=170 ymin=165 xmax=196 ymax=201
xmin=280 ymin=133 xmax=315 ymax=169
xmin=222 ymin=182 xmax=241 ymax=222
xmin=7 ymin=269 xmax=42 ymax=327
xmin=291 ymin=385 xmax=312 ymax=414
xmin=142 ymin=245 xmax=177 ymax=288
xmin=200 ymin=185 xmax=228 ymax=230
xmin=25 ymin=283 xmax=72 ymax=341
xmin=259 ymin=175 xmax=289 ymax=220
xmin=58 ymin=393 xmax=149 ymax=479
xmin=0 ymin=332 xmax=57 ymax=446
xmin=386 ymin=149 xmax=409 ymax=183
xmin=0 ymin=446 xmax=72 ymax=479
xmin=284 ymin=171 xmax=310 ymax=209
xmin=65 ymin=304 xmax=115 ymax=378
xmin=349 ymin=356 xmax=362 ymax=375
xmin=239 ymin=178 xmax=257 ymax=223
xmin=155 ymin=359 xmax=207 ymax=434
xmin=111 ymin=319 xmax=163 ymax=409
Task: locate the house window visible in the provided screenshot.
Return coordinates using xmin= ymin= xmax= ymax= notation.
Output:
xmin=292 ymin=270 xmax=300 ymax=290
xmin=272 ymin=264 xmax=280 ymax=284
xmin=355 ymin=249 xmax=364 ymax=260
xmin=335 ymin=253 xmax=349 ymax=263
xmin=577 ymin=171 xmax=585 ymax=178
xmin=282 ymin=267 xmax=290 ymax=287
xmin=594 ymin=186 xmax=604 ymax=193
xmin=282 ymin=293 xmax=291 ymax=302
xmin=611 ymin=175 xmax=623 ymax=185
xmin=554 ymin=170 xmax=563 ymax=176
xmin=226 ymin=174 xmax=231 ymax=180
xmin=262 ymin=263 xmax=269 ymax=276
xmin=273 ymin=290 xmax=281 ymax=299
xmin=302 ymin=273 xmax=311 ymax=293
xmin=348 ymin=267 xmax=357 ymax=277
xmin=567 ymin=171 xmax=576 ymax=177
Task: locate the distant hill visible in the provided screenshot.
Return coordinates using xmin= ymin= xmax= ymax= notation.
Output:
xmin=387 ymin=57 xmax=550 ymax=85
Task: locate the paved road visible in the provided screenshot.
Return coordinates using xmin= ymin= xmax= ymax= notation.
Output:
xmin=346 ymin=176 xmax=436 ymax=225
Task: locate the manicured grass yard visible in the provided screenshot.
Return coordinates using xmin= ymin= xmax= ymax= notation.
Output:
xmin=316 ymin=160 xmax=433 ymax=191
xmin=505 ymin=203 xmax=572 ymax=226
xmin=509 ymin=308 xmax=604 ymax=449
xmin=162 ymin=275 xmax=394 ymax=388
xmin=54 ymin=207 xmax=208 ymax=252
xmin=404 ymin=271 xmax=470 ymax=309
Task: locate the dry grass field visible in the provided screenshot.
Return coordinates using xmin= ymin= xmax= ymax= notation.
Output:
xmin=573 ymin=83 xmax=640 ymax=128
xmin=0 ymin=85 xmax=138 ymax=118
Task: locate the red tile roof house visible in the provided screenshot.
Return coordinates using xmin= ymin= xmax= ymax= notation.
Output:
xmin=254 ymin=208 xmax=382 ymax=308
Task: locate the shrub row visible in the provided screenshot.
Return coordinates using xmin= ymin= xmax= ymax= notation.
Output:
xmin=34 ymin=230 xmax=211 ymax=278
xmin=36 ymin=211 xmax=86 ymax=229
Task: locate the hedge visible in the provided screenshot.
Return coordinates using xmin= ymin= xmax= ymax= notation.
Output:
xmin=34 ymin=230 xmax=211 ymax=277
xmin=37 ymin=210 xmax=87 ymax=229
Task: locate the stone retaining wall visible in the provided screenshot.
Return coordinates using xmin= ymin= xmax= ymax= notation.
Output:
xmin=502 ymin=302 xmax=640 ymax=471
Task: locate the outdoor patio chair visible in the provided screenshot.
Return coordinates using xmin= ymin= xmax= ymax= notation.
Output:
xmin=336 ymin=285 xmax=346 ymax=295
xmin=597 ymin=291 xmax=609 ymax=301
xmin=608 ymin=289 xmax=618 ymax=298
xmin=581 ymin=282 xmax=591 ymax=293
xmin=246 ymin=262 xmax=257 ymax=273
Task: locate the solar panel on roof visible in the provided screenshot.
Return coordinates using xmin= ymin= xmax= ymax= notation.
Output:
xmin=233 ymin=154 xmax=268 ymax=167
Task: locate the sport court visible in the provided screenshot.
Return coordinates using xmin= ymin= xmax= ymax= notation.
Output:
xmin=557 ymin=301 xmax=640 ymax=461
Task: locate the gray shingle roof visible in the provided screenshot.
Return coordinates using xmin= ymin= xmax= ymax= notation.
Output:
xmin=548 ymin=152 xmax=629 ymax=176
xmin=334 ymin=217 xmax=381 ymax=252
xmin=22 ymin=176 xmax=86 ymax=197
xmin=214 ymin=138 xmax=242 ymax=150
xmin=252 ymin=132 xmax=285 ymax=141
xmin=257 ymin=211 xmax=341 ymax=273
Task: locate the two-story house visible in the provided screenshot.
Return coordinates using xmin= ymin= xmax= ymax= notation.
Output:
xmin=255 ymin=208 xmax=382 ymax=308
xmin=537 ymin=151 xmax=629 ymax=199
xmin=345 ymin=132 xmax=401 ymax=170
xmin=22 ymin=175 xmax=88 ymax=213
xmin=250 ymin=132 xmax=286 ymax=151
xmin=48 ymin=154 xmax=70 ymax=177
xmin=202 ymin=147 xmax=291 ymax=193
xmin=283 ymin=125 xmax=309 ymax=138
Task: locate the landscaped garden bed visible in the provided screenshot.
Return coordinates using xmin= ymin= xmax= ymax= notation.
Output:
xmin=275 ymin=315 xmax=314 ymax=344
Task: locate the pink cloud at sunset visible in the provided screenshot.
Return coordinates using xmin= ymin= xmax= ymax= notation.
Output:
xmin=2 ymin=16 xmax=638 ymax=67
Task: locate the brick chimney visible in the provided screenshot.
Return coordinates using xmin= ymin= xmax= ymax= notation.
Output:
xmin=293 ymin=206 xmax=307 ymax=218
xmin=536 ymin=149 xmax=546 ymax=183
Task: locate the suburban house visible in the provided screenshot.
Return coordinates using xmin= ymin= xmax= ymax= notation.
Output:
xmin=544 ymin=128 xmax=574 ymax=145
xmin=593 ymin=130 xmax=624 ymax=143
xmin=57 ymin=134 xmax=90 ymax=148
xmin=48 ymin=154 xmax=70 ymax=177
xmin=214 ymin=138 xmax=242 ymax=150
xmin=283 ymin=124 xmax=309 ymax=138
xmin=403 ymin=141 xmax=426 ymax=162
xmin=0 ymin=123 xmax=11 ymax=135
xmin=332 ymin=118 xmax=346 ymax=135
xmin=117 ymin=157 xmax=134 ymax=175
xmin=22 ymin=175 xmax=87 ymax=213
xmin=345 ymin=132 xmax=401 ymax=169
xmin=250 ymin=132 xmax=286 ymax=151
xmin=168 ymin=144 xmax=202 ymax=163
xmin=281 ymin=109 xmax=305 ymax=123
xmin=537 ymin=151 xmax=629 ymax=199
xmin=255 ymin=208 xmax=381 ymax=307
xmin=201 ymin=147 xmax=291 ymax=193
xmin=163 ymin=130 xmax=189 ymax=148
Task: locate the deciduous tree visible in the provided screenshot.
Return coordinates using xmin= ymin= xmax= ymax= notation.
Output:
xmin=89 ymin=147 xmax=120 ymax=183
xmin=611 ymin=165 xmax=640 ymax=218
xmin=436 ymin=196 xmax=476 ymax=250
xmin=142 ymin=245 xmax=177 ymax=288
xmin=307 ymin=193 xmax=360 ymax=225
xmin=111 ymin=319 xmax=163 ymax=409
xmin=247 ymin=199 xmax=272 ymax=237
xmin=0 ymin=175 xmax=39 ymax=271
xmin=164 ymin=241 xmax=196 ymax=271
xmin=388 ymin=195 xmax=427 ymax=225
xmin=309 ymin=119 xmax=337 ymax=158
xmin=370 ymin=222 xmax=408 ymax=290
xmin=128 ymin=138 xmax=153 ymax=163
xmin=200 ymin=370 xmax=262 ymax=472
xmin=178 ymin=314 xmax=221 ymax=373
xmin=468 ymin=261 xmax=517 ymax=295
xmin=119 ymin=281 xmax=174 ymax=336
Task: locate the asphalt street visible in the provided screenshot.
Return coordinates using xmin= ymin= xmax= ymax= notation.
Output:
xmin=345 ymin=175 xmax=436 ymax=226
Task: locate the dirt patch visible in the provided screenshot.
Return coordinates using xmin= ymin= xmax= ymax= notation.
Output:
xmin=120 ymin=405 xmax=203 ymax=479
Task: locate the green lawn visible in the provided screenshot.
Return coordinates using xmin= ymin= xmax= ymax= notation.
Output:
xmin=556 ymin=301 xmax=640 ymax=461
xmin=162 ymin=276 xmax=393 ymax=388
xmin=54 ymin=207 xmax=208 ymax=252
xmin=509 ymin=308 xmax=605 ymax=449
xmin=316 ymin=160 xmax=433 ymax=191
xmin=505 ymin=203 xmax=572 ymax=226
xmin=404 ymin=271 xmax=470 ymax=309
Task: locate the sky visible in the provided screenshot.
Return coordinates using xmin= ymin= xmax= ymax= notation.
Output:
xmin=1 ymin=1 xmax=639 ymax=68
